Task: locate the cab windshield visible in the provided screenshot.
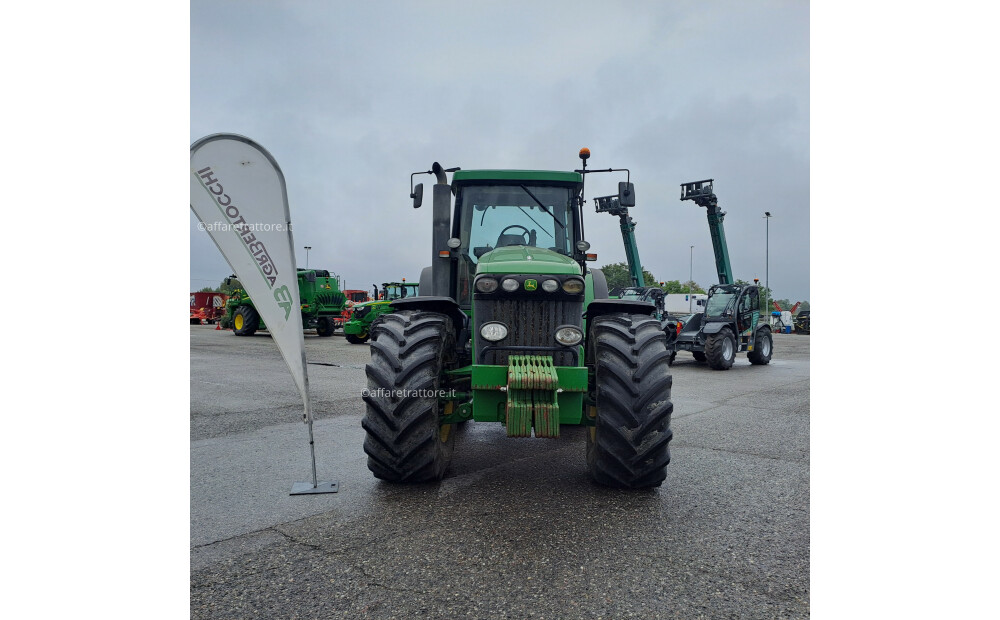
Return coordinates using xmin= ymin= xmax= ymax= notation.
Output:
xmin=458 ymin=184 xmax=574 ymax=263
xmin=705 ymin=285 xmax=740 ymax=316
xmin=382 ymin=284 xmax=418 ymax=300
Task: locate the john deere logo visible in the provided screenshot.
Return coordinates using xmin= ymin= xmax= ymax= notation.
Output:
xmin=524 ymin=279 xmax=537 ymax=291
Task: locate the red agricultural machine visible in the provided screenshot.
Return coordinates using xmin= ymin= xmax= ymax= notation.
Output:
xmin=340 ymin=289 xmax=371 ymax=325
xmin=190 ymin=292 xmax=228 ymax=325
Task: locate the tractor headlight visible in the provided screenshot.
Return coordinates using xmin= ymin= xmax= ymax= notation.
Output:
xmin=476 ymin=277 xmax=499 ymax=293
xmin=501 ymin=278 xmax=520 ymax=292
xmin=541 ymin=279 xmax=559 ymax=292
xmin=480 ymin=322 xmax=508 ymax=342
xmin=561 ymin=278 xmax=584 ymax=294
xmin=554 ymin=326 xmax=583 ymax=346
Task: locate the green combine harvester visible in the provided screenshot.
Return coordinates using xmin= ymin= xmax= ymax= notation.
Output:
xmin=222 ymin=268 xmax=346 ymax=337
xmin=343 ymin=281 xmax=419 ymax=344
xmin=360 ymin=149 xmax=674 ymax=488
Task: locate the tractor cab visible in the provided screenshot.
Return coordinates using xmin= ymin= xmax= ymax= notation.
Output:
xmin=380 ymin=282 xmax=419 ymax=301
xmin=616 ymin=286 xmax=666 ymax=317
xmin=448 ymin=173 xmax=587 ymax=311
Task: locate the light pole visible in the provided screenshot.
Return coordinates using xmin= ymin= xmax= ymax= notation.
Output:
xmin=689 ymin=245 xmax=694 ymax=313
xmin=304 ymin=246 xmax=312 ymax=269
xmin=763 ymin=212 xmax=772 ymax=323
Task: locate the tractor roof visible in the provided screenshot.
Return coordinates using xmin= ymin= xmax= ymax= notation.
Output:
xmin=451 ymin=170 xmax=582 ymax=186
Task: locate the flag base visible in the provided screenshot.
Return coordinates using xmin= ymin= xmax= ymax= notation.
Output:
xmin=290 ymin=481 xmax=339 ymax=495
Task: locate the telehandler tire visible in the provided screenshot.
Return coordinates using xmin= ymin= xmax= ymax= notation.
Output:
xmin=232 ymin=306 xmax=259 ymax=337
xmin=362 ymin=311 xmax=456 ymax=482
xmin=692 ymin=351 xmax=707 ymax=362
xmin=586 ymin=313 xmax=673 ymax=489
xmin=748 ymin=328 xmax=773 ymax=365
xmin=705 ymin=329 xmax=736 ymax=370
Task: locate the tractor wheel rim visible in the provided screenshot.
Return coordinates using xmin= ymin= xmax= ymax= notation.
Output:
xmin=723 ymin=338 xmax=733 ymax=359
xmin=234 ymin=315 xmax=243 ymax=330
xmin=762 ymin=336 xmax=771 ymax=356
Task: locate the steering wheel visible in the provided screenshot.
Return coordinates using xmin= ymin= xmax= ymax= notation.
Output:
xmin=497 ymin=224 xmax=531 ymax=246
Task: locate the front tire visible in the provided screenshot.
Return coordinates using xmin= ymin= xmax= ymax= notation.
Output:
xmin=232 ymin=306 xmax=258 ymax=336
xmin=705 ymin=329 xmax=736 ymax=370
xmin=362 ymin=311 xmax=456 ymax=482
xmin=748 ymin=328 xmax=773 ymax=365
xmin=346 ymin=331 xmax=369 ymax=344
xmin=586 ymin=313 xmax=673 ymax=489
xmin=316 ymin=317 xmax=335 ymax=337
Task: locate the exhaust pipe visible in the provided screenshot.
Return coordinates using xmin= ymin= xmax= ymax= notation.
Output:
xmin=431 ymin=162 xmax=452 ymax=297
xmin=432 ymin=161 xmax=449 ymax=185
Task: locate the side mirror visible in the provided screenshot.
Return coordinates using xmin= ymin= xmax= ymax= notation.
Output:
xmin=618 ymin=182 xmax=635 ymax=207
xmin=411 ymin=183 xmax=423 ymax=208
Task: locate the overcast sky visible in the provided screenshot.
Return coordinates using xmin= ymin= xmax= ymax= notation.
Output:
xmin=191 ymin=0 xmax=809 ymax=301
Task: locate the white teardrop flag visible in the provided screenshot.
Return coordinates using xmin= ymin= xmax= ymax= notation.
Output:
xmin=190 ymin=133 xmax=337 ymax=494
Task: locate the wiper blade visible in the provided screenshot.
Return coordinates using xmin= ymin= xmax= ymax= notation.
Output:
xmin=519 ymin=185 xmax=565 ymax=231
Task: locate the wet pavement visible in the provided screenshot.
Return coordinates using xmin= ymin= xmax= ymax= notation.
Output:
xmin=191 ymin=325 xmax=809 ymax=618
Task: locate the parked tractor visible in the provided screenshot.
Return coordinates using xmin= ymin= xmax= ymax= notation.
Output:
xmin=673 ymin=180 xmax=773 ymax=369
xmin=614 ymin=286 xmax=667 ymax=316
xmin=360 ymin=150 xmax=673 ymax=489
xmin=343 ymin=281 xmax=418 ymax=344
xmin=222 ymin=268 xmax=346 ymax=337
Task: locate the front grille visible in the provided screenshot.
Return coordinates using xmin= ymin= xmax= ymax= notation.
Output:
xmin=475 ymin=297 xmax=583 ymax=365
xmin=315 ymin=292 xmax=345 ymax=308
xmin=353 ymin=305 xmax=371 ymax=319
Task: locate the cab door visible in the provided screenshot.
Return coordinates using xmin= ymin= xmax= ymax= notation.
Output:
xmin=737 ymin=287 xmax=759 ymax=334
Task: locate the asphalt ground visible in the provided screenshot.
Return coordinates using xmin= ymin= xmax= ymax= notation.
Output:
xmin=191 ymin=325 xmax=810 ymax=619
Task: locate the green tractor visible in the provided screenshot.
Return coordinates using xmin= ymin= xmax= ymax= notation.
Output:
xmin=222 ymin=268 xmax=346 ymax=337
xmin=343 ymin=281 xmax=419 ymax=344
xmin=360 ymin=150 xmax=674 ymax=489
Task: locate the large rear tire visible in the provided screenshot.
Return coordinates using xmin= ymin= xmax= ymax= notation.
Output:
xmin=586 ymin=313 xmax=673 ymax=489
xmin=705 ymin=329 xmax=736 ymax=370
xmin=232 ymin=306 xmax=258 ymax=336
xmin=362 ymin=311 xmax=456 ymax=482
xmin=748 ymin=328 xmax=773 ymax=365
xmin=369 ymin=316 xmax=385 ymax=342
